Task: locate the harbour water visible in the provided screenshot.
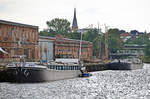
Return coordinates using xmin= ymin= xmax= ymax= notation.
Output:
xmin=1 ymin=64 xmax=150 ymax=99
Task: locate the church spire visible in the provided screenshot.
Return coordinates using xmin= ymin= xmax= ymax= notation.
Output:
xmin=72 ymin=8 xmax=78 ymax=31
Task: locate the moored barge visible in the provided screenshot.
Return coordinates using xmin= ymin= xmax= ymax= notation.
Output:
xmin=3 ymin=61 xmax=82 ymax=83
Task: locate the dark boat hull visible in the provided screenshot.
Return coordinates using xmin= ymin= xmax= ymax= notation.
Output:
xmin=2 ymin=67 xmax=81 ymax=83
xmin=109 ymin=62 xmax=143 ymax=70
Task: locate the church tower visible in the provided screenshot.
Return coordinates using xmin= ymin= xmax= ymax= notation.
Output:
xmin=72 ymin=8 xmax=78 ymax=31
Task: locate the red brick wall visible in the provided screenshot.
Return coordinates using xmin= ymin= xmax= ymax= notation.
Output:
xmin=0 ymin=23 xmax=38 ymax=61
xmin=39 ymin=35 xmax=93 ymax=61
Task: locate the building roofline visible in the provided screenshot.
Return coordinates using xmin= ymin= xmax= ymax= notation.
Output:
xmin=0 ymin=19 xmax=38 ymax=28
xmin=39 ymin=36 xmax=56 ymax=39
xmin=39 ymin=36 xmax=92 ymax=44
xmin=39 ymin=38 xmax=54 ymax=42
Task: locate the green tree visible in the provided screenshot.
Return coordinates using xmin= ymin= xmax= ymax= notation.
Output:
xmin=125 ymin=33 xmax=150 ymax=62
xmin=108 ymin=28 xmax=123 ymax=53
xmin=93 ymin=35 xmax=104 ymax=57
xmin=46 ymin=18 xmax=71 ymax=34
xmin=69 ymin=31 xmax=81 ymax=40
xmin=144 ymin=43 xmax=150 ymax=57
xmin=83 ymin=28 xmax=98 ymax=42
xmin=82 ymin=28 xmax=99 ymax=56
xmin=39 ymin=29 xmax=57 ymax=37
xmin=143 ymin=42 xmax=150 ymax=63
xmin=126 ymin=34 xmax=149 ymax=45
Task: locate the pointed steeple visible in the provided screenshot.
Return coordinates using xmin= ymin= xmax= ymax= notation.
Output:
xmin=72 ymin=8 xmax=78 ymax=31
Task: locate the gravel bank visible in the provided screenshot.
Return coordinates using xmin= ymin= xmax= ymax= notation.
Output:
xmin=0 ymin=64 xmax=150 ymax=99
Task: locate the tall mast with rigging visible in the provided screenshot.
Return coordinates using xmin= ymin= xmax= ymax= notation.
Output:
xmin=98 ymin=22 xmax=102 ymax=59
xmin=79 ymin=32 xmax=82 ymax=62
xmin=105 ymin=25 xmax=109 ymax=60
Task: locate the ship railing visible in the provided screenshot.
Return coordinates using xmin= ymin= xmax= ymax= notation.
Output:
xmin=47 ymin=65 xmax=80 ymax=70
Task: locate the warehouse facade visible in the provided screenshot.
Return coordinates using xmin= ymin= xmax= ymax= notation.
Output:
xmin=0 ymin=20 xmax=39 ymax=61
xmin=39 ymin=35 xmax=93 ymax=61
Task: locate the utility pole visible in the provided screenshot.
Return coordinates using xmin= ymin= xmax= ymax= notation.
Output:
xmin=105 ymin=24 xmax=109 ymax=60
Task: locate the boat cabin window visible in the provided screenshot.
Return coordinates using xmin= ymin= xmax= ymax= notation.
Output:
xmin=48 ymin=65 xmax=80 ymax=70
xmin=60 ymin=66 xmax=63 ymax=70
xmin=58 ymin=66 xmax=61 ymax=70
xmin=66 ymin=66 xmax=69 ymax=70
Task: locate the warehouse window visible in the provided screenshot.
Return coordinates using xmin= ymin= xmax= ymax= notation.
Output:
xmin=24 ymin=49 xmax=29 ymax=59
xmin=17 ymin=27 xmax=20 ymax=39
xmin=32 ymin=30 xmax=34 ymax=42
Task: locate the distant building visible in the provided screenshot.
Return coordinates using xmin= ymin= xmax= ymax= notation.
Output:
xmin=120 ymin=32 xmax=131 ymax=42
xmin=78 ymin=28 xmax=91 ymax=34
xmin=72 ymin=8 xmax=78 ymax=31
xmin=0 ymin=20 xmax=39 ymax=61
xmin=78 ymin=28 xmax=103 ymax=35
xmin=39 ymin=34 xmax=93 ymax=61
xmin=130 ymin=30 xmax=144 ymax=38
xmin=110 ymin=44 xmax=146 ymax=58
xmin=147 ymin=33 xmax=150 ymax=40
xmin=123 ymin=44 xmax=146 ymax=56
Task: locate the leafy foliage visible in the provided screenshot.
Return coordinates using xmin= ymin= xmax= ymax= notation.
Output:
xmin=46 ymin=18 xmax=71 ymax=34
xmin=125 ymin=33 xmax=150 ymax=62
xmin=108 ymin=29 xmax=123 ymax=53
xmin=39 ymin=29 xmax=57 ymax=37
xmin=126 ymin=34 xmax=149 ymax=45
xmin=83 ymin=28 xmax=99 ymax=42
xmin=93 ymin=34 xmax=104 ymax=57
xmin=142 ymin=42 xmax=150 ymax=62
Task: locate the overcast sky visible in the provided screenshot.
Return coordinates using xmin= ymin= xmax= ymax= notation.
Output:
xmin=0 ymin=0 xmax=150 ymax=32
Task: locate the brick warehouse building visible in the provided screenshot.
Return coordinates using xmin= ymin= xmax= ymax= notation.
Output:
xmin=39 ymin=34 xmax=93 ymax=61
xmin=0 ymin=20 xmax=39 ymax=61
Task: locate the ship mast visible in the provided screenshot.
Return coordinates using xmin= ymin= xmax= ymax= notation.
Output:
xmin=79 ymin=32 xmax=82 ymax=62
xmin=105 ymin=25 xmax=109 ymax=60
xmin=98 ymin=22 xmax=101 ymax=59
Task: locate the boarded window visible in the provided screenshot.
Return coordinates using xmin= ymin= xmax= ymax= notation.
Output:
xmin=8 ymin=27 xmax=10 ymax=38
xmin=12 ymin=27 xmax=15 ymax=41
xmin=32 ymin=49 xmax=34 ymax=59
